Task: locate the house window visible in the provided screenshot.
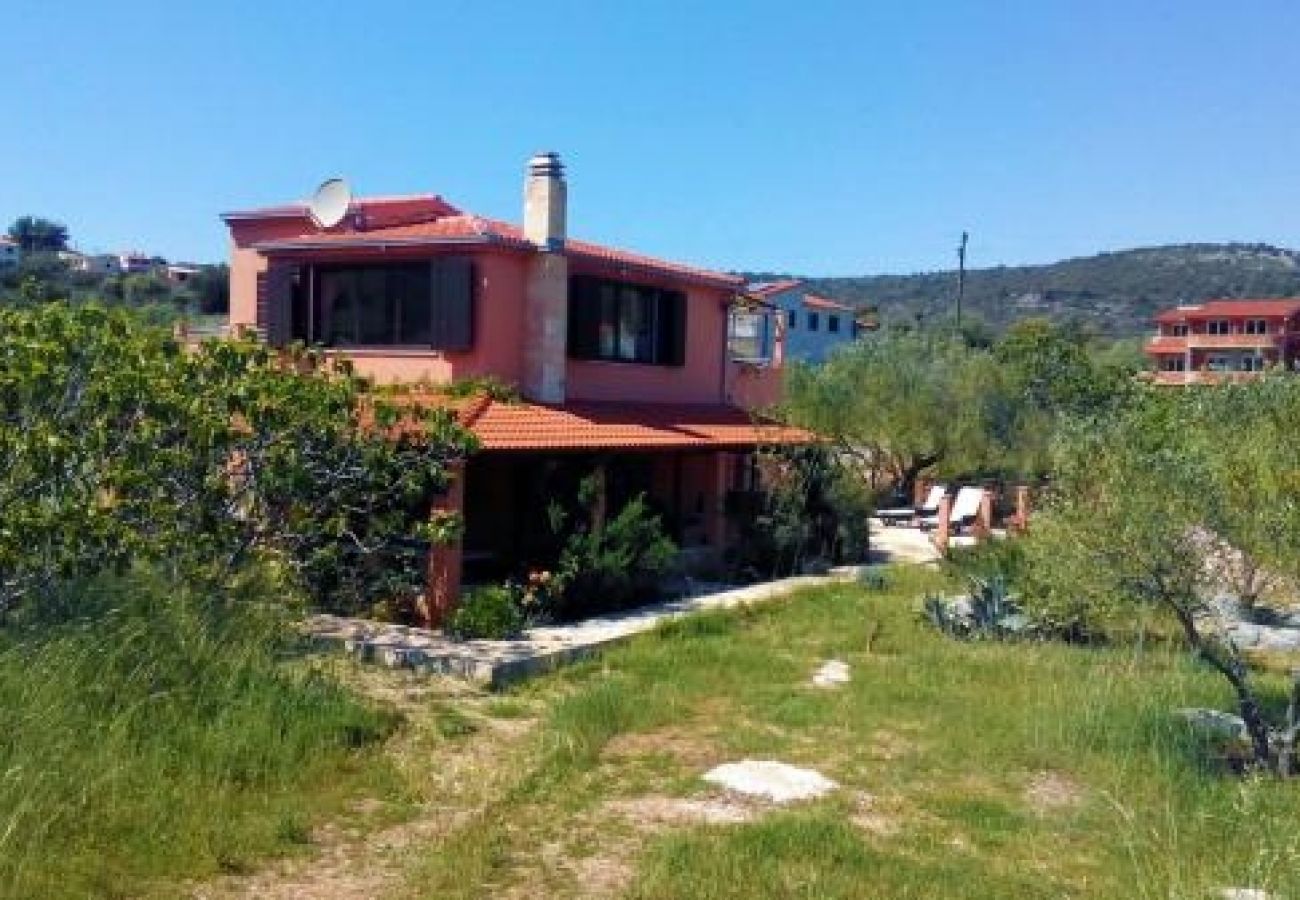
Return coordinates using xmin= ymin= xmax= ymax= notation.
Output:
xmin=1207 ymin=320 xmax=1232 ymax=336
xmin=1166 ymin=323 xmax=1188 ymax=336
xmin=807 ymin=312 xmax=820 ymax=331
xmin=288 ymin=258 xmax=475 ymax=350
xmin=1242 ymin=355 xmax=1267 ymax=372
xmin=1159 ymin=356 xmax=1186 ymax=372
xmin=787 ymin=309 xmax=797 ymax=329
xmin=828 ymin=315 xmax=840 ymax=333
xmin=728 ymin=308 xmax=771 ymax=363
xmin=568 ymin=275 xmax=687 ymax=366
xmin=1245 ymin=319 xmax=1269 ymax=336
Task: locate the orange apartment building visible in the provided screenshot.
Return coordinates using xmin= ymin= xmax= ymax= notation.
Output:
xmin=1145 ymin=298 xmax=1300 ymax=385
xmin=221 ymin=153 xmax=807 ymax=619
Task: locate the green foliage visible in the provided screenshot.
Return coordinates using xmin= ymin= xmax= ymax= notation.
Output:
xmin=1020 ymin=377 xmax=1300 ymax=768
xmin=7 ymin=215 xmax=69 ymax=252
xmin=0 ymin=569 xmax=395 ymax=899
xmin=436 ymin=375 xmax=520 ymax=402
xmin=0 ymin=303 xmax=475 ymax=621
xmin=446 ymin=584 xmax=526 ymax=640
xmin=730 ymin=445 xmax=871 ymax=579
xmin=0 ymin=251 xmax=228 ymax=320
xmin=923 ymin=575 xmax=1029 ymax=641
xmin=782 ymin=329 xmax=1017 ymax=487
xmin=549 ymin=490 xmax=677 ymax=619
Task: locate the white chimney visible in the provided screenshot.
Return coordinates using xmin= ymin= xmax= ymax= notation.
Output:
xmin=522 ymin=152 xmax=569 ymax=403
xmin=523 ymin=151 xmax=567 ymax=249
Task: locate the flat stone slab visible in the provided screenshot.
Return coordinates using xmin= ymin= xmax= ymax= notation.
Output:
xmin=811 ymin=659 xmax=851 ymax=688
xmin=305 ymin=567 xmax=870 ymax=687
xmin=703 ymin=760 xmax=838 ymax=803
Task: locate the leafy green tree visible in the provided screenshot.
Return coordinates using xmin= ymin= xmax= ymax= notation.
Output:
xmin=7 ymin=216 xmax=70 ymax=252
xmin=0 ymin=303 xmax=474 ymax=622
xmin=782 ymin=330 xmax=1013 ymax=497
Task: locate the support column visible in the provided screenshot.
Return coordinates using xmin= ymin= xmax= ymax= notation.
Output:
xmin=424 ymin=459 xmax=466 ymax=629
xmin=704 ymin=452 xmax=730 ymax=550
xmin=1011 ymin=485 xmax=1031 ymax=533
xmin=589 ymin=460 xmax=608 ymax=535
xmin=973 ymin=489 xmax=993 ymax=541
xmin=932 ymin=493 xmax=952 ymax=556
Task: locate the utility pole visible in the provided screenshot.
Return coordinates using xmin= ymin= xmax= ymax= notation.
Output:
xmin=956 ymin=231 xmax=968 ymax=327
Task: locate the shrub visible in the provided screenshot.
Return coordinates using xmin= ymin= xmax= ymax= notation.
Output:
xmin=447 ymin=584 xmax=525 ymax=640
xmin=550 ymin=493 xmax=677 ymax=620
xmin=0 ymin=303 xmax=474 ymax=623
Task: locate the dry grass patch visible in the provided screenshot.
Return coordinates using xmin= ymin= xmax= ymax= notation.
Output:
xmin=1023 ymin=770 xmax=1087 ymax=814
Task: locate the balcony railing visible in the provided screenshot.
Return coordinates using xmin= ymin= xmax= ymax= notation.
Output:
xmin=1183 ymin=333 xmax=1285 ymax=350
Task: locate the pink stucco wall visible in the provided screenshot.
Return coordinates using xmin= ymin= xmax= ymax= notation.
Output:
xmin=226 ymin=220 xmax=529 ymax=387
xmin=565 ymin=276 xmax=733 ymax=405
xmin=226 ymin=220 xmax=786 ymax=403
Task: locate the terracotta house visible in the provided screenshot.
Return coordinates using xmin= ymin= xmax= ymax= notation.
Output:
xmin=222 ymin=153 xmax=805 ymax=620
xmin=1145 ymin=298 xmax=1300 ymax=385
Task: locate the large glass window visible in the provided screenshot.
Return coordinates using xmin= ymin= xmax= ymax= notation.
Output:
xmin=289 ymin=259 xmax=473 ymax=349
xmin=1245 ymin=319 xmax=1269 ymax=336
xmin=568 ymin=275 xmax=686 ymax=365
xmin=1207 ymin=320 xmax=1232 ymax=336
xmin=728 ymin=308 xmax=772 ymax=362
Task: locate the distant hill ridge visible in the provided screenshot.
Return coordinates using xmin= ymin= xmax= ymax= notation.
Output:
xmin=743 ymin=243 xmax=1300 ymax=336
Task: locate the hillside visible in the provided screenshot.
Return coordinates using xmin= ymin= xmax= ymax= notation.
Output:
xmin=757 ymin=243 xmax=1300 ymax=336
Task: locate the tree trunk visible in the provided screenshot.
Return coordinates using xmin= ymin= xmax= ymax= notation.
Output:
xmin=1170 ymin=601 xmax=1274 ymax=770
xmin=898 ymin=454 xmax=941 ymax=505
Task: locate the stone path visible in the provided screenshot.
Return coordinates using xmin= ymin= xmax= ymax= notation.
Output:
xmin=306 ymin=566 xmax=874 ymax=687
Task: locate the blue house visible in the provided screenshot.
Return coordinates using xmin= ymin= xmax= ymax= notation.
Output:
xmin=744 ymin=280 xmax=860 ymax=364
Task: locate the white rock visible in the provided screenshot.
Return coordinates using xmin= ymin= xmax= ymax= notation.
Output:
xmin=1175 ymin=708 xmax=1247 ymax=741
xmin=703 ymin=760 xmax=838 ymax=803
xmin=1219 ymin=888 xmax=1272 ymax=900
xmin=812 ymin=659 xmax=851 ymax=688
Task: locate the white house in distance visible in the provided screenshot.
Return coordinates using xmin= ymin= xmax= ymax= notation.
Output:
xmin=118 ymin=251 xmax=156 ymax=274
xmin=0 ymin=237 xmax=21 ymax=269
xmin=59 ymin=250 xmax=121 ymax=275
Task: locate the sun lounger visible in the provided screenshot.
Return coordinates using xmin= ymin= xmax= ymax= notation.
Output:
xmin=919 ymin=485 xmax=983 ymax=533
xmin=877 ymin=484 xmax=946 ymax=526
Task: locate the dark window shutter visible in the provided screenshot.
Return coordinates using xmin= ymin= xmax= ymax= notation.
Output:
xmin=431 ymin=257 xmax=474 ymax=351
xmin=254 ymin=271 xmax=268 ymax=340
xmin=658 ymin=289 xmax=687 ymax=366
xmin=258 ymin=261 xmax=296 ymax=346
xmin=567 ymin=275 xmax=598 ymax=359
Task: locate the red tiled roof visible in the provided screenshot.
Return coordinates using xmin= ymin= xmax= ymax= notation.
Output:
xmin=802 ymin=294 xmax=854 ymax=313
xmin=394 ymin=395 xmax=812 ymax=451
xmin=747 ymin=279 xmax=804 ymax=298
xmin=222 ymin=194 xmax=461 ymax=224
xmin=232 ymin=196 xmax=742 ymax=289
xmin=1154 ymin=299 xmax=1300 ymax=323
xmin=464 ymin=401 xmax=812 ymax=451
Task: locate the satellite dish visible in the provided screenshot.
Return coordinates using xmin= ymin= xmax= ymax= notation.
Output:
xmin=308 ymin=178 xmax=352 ymax=229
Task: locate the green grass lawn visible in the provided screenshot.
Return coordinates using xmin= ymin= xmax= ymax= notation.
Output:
xmin=397 ymin=566 xmax=1300 ymax=900
xmin=47 ymin=567 xmax=1300 ymax=898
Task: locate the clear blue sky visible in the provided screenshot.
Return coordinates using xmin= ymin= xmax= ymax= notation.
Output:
xmin=5 ymin=1 xmax=1299 ymax=276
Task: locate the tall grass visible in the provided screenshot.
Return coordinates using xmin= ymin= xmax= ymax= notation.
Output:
xmin=0 ymin=571 xmax=396 ymax=899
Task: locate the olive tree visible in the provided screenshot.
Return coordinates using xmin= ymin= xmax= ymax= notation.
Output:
xmin=782 ymin=330 xmax=1017 ymax=497
xmin=1024 ymin=382 xmax=1300 ymax=771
